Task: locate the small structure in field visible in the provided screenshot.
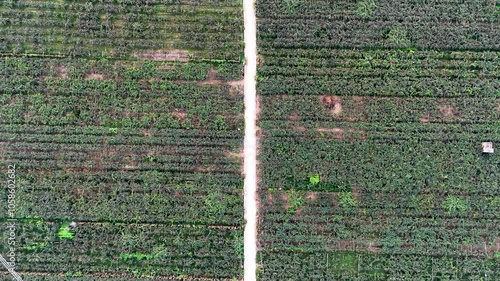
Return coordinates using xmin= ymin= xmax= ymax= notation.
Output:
xmin=482 ymin=142 xmax=494 ymax=154
xmin=66 ymin=221 xmax=77 ymax=231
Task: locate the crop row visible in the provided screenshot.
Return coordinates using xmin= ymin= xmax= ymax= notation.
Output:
xmin=0 ymin=124 xmax=243 ymax=138
xmin=258 ymin=251 xmax=498 ymax=280
xmin=259 ymin=96 xmax=499 ymax=123
xmin=257 ymin=0 xmax=497 ymax=23
xmin=0 ymin=221 xmax=242 ymax=279
xmin=0 ymin=57 xmax=242 ymax=81
xmin=0 ymin=0 xmax=243 ymax=59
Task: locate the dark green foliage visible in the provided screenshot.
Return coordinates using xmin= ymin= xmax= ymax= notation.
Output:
xmin=257 ymin=0 xmax=499 ymax=279
xmin=0 ymin=0 xmax=244 ymax=279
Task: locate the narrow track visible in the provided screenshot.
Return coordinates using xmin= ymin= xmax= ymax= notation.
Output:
xmin=243 ymin=0 xmax=258 ymax=279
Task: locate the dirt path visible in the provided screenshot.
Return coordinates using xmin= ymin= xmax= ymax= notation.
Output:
xmin=243 ymin=0 xmax=257 ymax=279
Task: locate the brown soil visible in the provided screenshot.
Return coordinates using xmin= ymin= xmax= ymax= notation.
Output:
xmin=227 ymin=80 xmax=244 ymax=95
xmin=56 ymin=65 xmax=68 ymax=78
xmin=289 ymin=112 xmax=301 ymax=121
xmin=85 ymin=73 xmax=105 ymax=80
xmin=256 ymin=94 xmax=261 ymax=119
xmin=438 ymin=105 xmax=458 ymax=117
xmin=352 ymin=96 xmax=365 ymax=103
xmin=224 ymin=147 xmax=244 ymax=175
xmin=134 ymin=49 xmax=190 ymax=62
xmin=321 ymin=95 xmax=343 ymax=115
xmin=292 ymin=126 xmax=306 ymax=131
xmin=305 ymin=191 xmax=318 ymax=201
xmin=256 ymin=54 xmax=264 ymax=66
xmin=266 ymin=192 xmax=274 ymax=204
xmin=317 ymin=128 xmax=344 ymax=139
xmin=460 ymin=238 xmax=500 ymax=256
xmin=255 ymin=95 xmax=262 ymax=137
xmin=171 ymin=109 xmax=187 ymax=119
xmin=368 ymin=242 xmax=383 ymax=253
xmin=420 ymin=113 xmax=431 ymax=123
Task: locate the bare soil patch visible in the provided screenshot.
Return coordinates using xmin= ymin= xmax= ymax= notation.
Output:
xmin=305 ymin=191 xmax=318 ymax=201
xmin=134 ymin=49 xmax=190 ymax=62
xmin=227 ymin=80 xmax=244 ymax=95
xmin=321 ymin=95 xmax=343 ymax=115
xmin=56 ymin=65 xmax=68 ymax=78
xmin=289 ymin=112 xmax=301 ymax=121
xmin=85 ymin=73 xmax=105 ymax=80
xmin=171 ymin=109 xmax=187 ymax=119
xmin=224 ymin=147 xmax=244 ymax=175
xmin=420 ymin=113 xmax=431 ymax=123
xmin=317 ymin=128 xmax=344 ymax=139
xmin=438 ymin=105 xmax=459 ymax=117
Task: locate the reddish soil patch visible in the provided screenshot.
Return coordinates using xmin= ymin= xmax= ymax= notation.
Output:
xmin=134 ymin=49 xmax=190 ymax=62
xmin=420 ymin=113 xmax=431 ymax=123
xmin=227 ymin=80 xmax=244 ymax=95
xmin=171 ymin=109 xmax=187 ymax=119
xmin=256 ymin=94 xmax=261 ymax=119
xmin=292 ymin=126 xmax=306 ymax=131
xmin=305 ymin=191 xmax=318 ymax=201
xmin=122 ymin=164 xmax=137 ymax=170
xmin=352 ymin=96 xmax=365 ymax=103
xmin=256 ymin=55 xmax=265 ymax=66
xmin=56 ymin=65 xmax=68 ymax=78
xmin=266 ymin=192 xmax=274 ymax=204
xmin=143 ymin=130 xmax=152 ymax=136
xmin=289 ymin=112 xmax=301 ymax=121
xmin=438 ymin=105 xmax=459 ymax=117
xmin=321 ymin=95 xmax=343 ymax=115
xmin=460 ymin=238 xmax=500 ymax=256
xmin=317 ymin=128 xmax=344 ymax=139
xmin=368 ymin=242 xmax=383 ymax=253
xmin=85 ymin=73 xmax=105 ymax=80
xmin=224 ymin=148 xmax=244 ymax=175
xmin=281 ymin=191 xmax=290 ymax=210
xmin=255 ymin=95 xmax=263 ymax=137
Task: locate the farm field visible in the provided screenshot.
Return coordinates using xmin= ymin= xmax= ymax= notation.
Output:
xmin=0 ymin=0 xmax=244 ymax=280
xmin=256 ymin=0 xmax=500 ymax=280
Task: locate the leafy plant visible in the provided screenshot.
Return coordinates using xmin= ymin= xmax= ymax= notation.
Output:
xmin=120 ymin=252 xmax=153 ymax=261
xmin=281 ymin=0 xmax=302 ymax=15
xmin=355 ymin=0 xmax=377 ymax=19
xmin=23 ymin=242 xmax=48 ymax=251
xmin=387 ymin=26 xmax=410 ymax=47
xmin=338 ymin=192 xmax=358 ymax=209
xmin=442 ymin=196 xmax=467 ymax=215
xmin=57 ymin=223 xmax=75 ymax=240
xmin=212 ymin=115 xmax=228 ymax=131
xmin=286 ymin=189 xmax=305 ymax=214
xmin=309 ymin=173 xmax=320 ymax=185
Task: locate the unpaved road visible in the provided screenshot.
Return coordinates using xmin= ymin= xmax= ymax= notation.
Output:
xmin=243 ymin=0 xmax=257 ymax=279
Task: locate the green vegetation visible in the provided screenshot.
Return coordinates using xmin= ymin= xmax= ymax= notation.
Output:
xmin=355 ymin=0 xmax=378 ymax=19
xmin=257 ymin=0 xmax=499 ymax=279
xmin=442 ymin=196 xmax=468 ymax=215
xmin=120 ymin=252 xmax=154 ymax=261
xmin=57 ymin=223 xmax=75 ymax=240
xmin=0 ymin=0 xmax=244 ymax=279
